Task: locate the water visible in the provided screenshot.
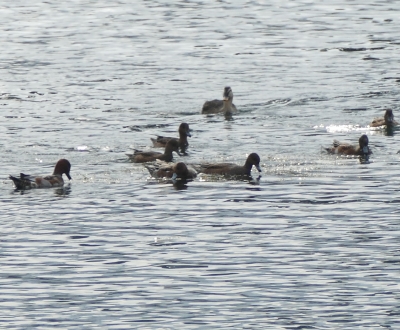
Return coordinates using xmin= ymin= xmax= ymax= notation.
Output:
xmin=1 ymin=0 xmax=400 ymax=328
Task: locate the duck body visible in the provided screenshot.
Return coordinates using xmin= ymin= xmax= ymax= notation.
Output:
xmin=370 ymin=109 xmax=398 ymax=127
xmin=195 ymin=153 xmax=262 ymax=177
xmin=9 ymin=159 xmax=72 ymax=189
xmin=128 ymin=139 xmax=181 ymax=163
xmin=326 ymin=134 xmax=372 ymax=157
xmin=151 ymin=123 xmax=191 ymax=153
xmin=202 ymin=86 xmax=238 ymax=115
xmin=145 ymin=161 xmax=197 ymax=180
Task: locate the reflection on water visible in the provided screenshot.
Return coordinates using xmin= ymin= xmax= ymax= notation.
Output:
xmin=54 ymin=184 xmax=72 ymax=197
xmin=172 ymin=181 xmax=189 ymax=190
xmin=384 ymin=126 xmax=395 ymax=137
xmin=359 ymin=156 xmax=371 ymax=164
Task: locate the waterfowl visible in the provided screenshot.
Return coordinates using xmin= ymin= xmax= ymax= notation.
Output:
xmin=145 ymin=161 xmax=197 ymax=180
xmin=326 ymin=134 xmax=372 ymax=157
xmin=151 ymin=122 xmax=191 ymax=154
xmin=195 ymin=153 xmax=262 ymax=177
xmin=201 ymin=86 xmax=238 ymax=115
xmin=127 ymin=139 xmax=181 ymax=163
xmin=9 ymin=159 xmax=72 ymax=189
xmin=370 ymin=109 xmax=398 ymax=127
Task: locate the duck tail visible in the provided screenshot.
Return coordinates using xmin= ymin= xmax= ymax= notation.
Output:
xmin=9 ymin=174 xmax=31 ymax=189
xmin=9 ymin=175 xmax=23 ymax=189
xmin=143 ymin=164 xmax=156 ymax=176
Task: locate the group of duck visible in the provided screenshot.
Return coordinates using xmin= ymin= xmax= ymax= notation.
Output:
xmin=126 ymin=123 xmax=262 ymax=183
xmin=124 ymin=86 xmax=264 ymax=183
xmin=8 ymin=86 xmax=397 ymax=189
xmin=325 ymin=108 xmax=397 ymax=158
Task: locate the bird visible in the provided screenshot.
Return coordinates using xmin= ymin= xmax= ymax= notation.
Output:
xmin=325 ymin=134 xmax=372 ymax=157
xmin=194 ymin=153 xmax=262 ymax=177
xmin=127 ymin=139 xmax=181 ymax=163
xmin=201 ymin=86 xmax=238 ymax=116
xmin=9 ymin=159 xmax=72 ymax=189
xmin=145 ymin=161 xmax=197 ymax=181
xmin=370 ymin=109 xmax=398 ymax=127
xmin=151 ymin=122 xmax=191 ymax=154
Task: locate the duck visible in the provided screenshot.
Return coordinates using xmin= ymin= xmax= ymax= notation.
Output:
xmin=145 ymin=161 xmax=197 ymax=181
xmin=201 ymin=86 xmax=238 ymax=115
xmin=9 ymin=158 xmax=72 ymax=189
xmin=326 ymin=134 xmax=372 ymax=157
xmin=194 ymin=153 xmax=262 ymax=177
xmin=127 ymin=139 xmax=181 ymax=163
xmin=370 ymin=109 xmax=398 ymax=127
xmin=151 ymin=122 xmax=191 ymax=154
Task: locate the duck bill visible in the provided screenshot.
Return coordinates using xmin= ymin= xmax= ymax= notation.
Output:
xmin=171 ymin=173 xmax=178 ymax=180
xmin=66 ymin=173 xmax=72 ymax=180
xmin=255 ymin=165 xmax=262 ymax=172
xmin=362 ymin=146 xmax=369 ymax=155
xmin=186 ymin=130 xmax=192 ymax=137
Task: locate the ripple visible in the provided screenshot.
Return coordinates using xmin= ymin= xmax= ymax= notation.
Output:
xmin=1 ymin=0 xmax=400 ymax=328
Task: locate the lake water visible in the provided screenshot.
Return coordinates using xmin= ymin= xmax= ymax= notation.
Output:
xmin=2 ymin=0 xmax=400 ymax=328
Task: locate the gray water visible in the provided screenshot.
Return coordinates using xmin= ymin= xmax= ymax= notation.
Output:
xmin=2 ymin=1 xmax=400 ymax=328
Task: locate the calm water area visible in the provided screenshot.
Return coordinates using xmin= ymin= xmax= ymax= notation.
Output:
xmin=1 ymin=0 xmax=400 ymax=328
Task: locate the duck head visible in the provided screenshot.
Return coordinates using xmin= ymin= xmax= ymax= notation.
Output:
xmin=359 ymin=134 xmax=369 ymax=155
xmin=247 ymin=153 xmax=262 ymax=172
xmin=166 ymin=139 xmax=182 ymax=156
xmin=223 ymin=86 xmax=233 ymax=101
xmin=384 ymin=109 xmax=394 ymax=124
xmin=53 ymin=159 xmax=72 ymax=180
xmin=179 ymin=122 xmax=191 ymax=137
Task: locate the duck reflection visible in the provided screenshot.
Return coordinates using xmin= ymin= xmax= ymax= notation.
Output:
xmin=248 ymin=175 xmax=262 ymax=185
xmin=358 ymin=155 xmax=371 ymax=164
xmin=172 ymin=180 xmax=189 ymax=190
xmin=54 ymin=184 xmax=72 ymax=196
xmin=370 ymin=109 xmax=398 ymax=137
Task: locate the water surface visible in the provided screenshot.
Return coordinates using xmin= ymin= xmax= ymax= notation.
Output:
xmin=1 ymin=1 xmax=400 ymax=328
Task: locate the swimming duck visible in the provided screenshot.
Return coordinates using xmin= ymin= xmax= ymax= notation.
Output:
xmin=127 ymin=139 xmax=181 ymax=163
xmin=145 ymin=161 xmax=197 ymax=181
xmin=194 ymin=153 xmax=262 ymax=177
xmin=370 ymin=109 xmax=398 ymax=127
xmin=201 ymin=86 xmax=238 ymax=115
xmin=9 ymin=159 xmax=72 ymax=189
xmin=151 ymin=122 xmax=191 ymax=154
xmin=326 ymin=134 xmax=372 ymax=157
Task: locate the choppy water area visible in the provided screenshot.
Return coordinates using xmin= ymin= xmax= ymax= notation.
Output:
xmin=2 ymin=0 xmax=400 ymax=328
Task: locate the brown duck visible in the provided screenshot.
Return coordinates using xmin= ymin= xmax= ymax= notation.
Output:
xmin=326 ymin=134 xmax=372 ymax=156
xmin=145 ymin=161 xmax=197 ymax=180
xmin=195 ymin=153 xmax=262 ymax=177
xmin=151 ymin=122 xmax=191 ymax=154
xmin=202 ymin=86 xmax=238 ymax=116
xmin=9 ymin=159 xmax=72 ymax=189
xmin=127 ymin=139 xmax=181 ymax=163
xmin=370 ymin=109 xmax=398 ymax=127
